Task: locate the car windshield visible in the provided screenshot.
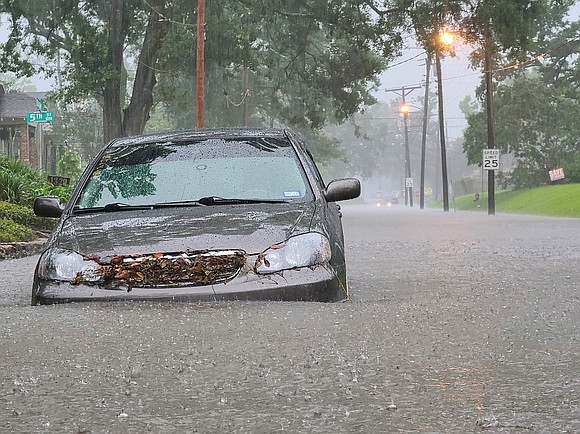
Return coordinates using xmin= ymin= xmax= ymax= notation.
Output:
xmin=75 ymin=136 xmax=312 ymax=209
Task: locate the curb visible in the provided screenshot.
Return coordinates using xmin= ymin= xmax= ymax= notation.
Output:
xmin=0 ymin=239 xmax=47 ymax=261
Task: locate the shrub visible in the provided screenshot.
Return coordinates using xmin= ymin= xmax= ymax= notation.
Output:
xmin=0 ymin=155 xmax=74 ymax=205
xmin=563 ymin=155 xmax=580 ymax=183
xmin=0 ymin=217 xmax=36 ymax=243
xmin=56 ymin=148 xmax=82 ymax=182
xmin=0 ymin=170 xmax=29 ymax=203
xmin=0 ymin=201 xmax=57 ymax=231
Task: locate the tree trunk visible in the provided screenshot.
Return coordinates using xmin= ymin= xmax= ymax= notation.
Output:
xmin=123 ymin=0 xmax=171 ymax=136
xmin=102 ymin=0 xmax=126 ymax=143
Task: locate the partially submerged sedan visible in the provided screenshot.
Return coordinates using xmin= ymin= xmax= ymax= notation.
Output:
xmin=32 ymin=128 xmax=360 ymax=305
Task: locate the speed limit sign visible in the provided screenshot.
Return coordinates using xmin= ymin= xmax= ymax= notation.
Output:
xmin=483 ymin=149 xmax=500 ymax=171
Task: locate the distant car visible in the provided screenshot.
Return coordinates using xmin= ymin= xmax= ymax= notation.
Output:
xmin=31 ymin=128 xmax=360 ymax=305
xmin=374 ymin=190 xmax=398 ymax=207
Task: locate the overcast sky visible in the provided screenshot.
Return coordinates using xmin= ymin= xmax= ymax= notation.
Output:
xmin=378 ymin=2 xmax=580 ymax=140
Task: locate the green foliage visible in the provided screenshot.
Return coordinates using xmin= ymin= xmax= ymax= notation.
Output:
xmin=460 ymin=0 xmax=580 ymax=190
xmin=49 ymin=101 xmax=104 ymax=164
xmin=0 ymin=155 xmax=73 ymax=205
xmin=463 ymin=72 xmax=580 ymax=189
xmin=563 ymin=155 xmax=580 ymax=184
xmin=0 ymin=170 xmax=28 ymax=203
xmin=56 ymin=148 xmax=82 ymax=182
xmin=0 ymin=0 xmax=407 ymax=153
xmin=159 ymin=1 xmax=403 ymax=128
xmin=0 ymin=201 xmax=56 ymax=231
xmin=0 ymin=217 xmax=36 ymax=243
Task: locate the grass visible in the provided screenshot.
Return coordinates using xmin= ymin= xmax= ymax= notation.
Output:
xmin=438 ymin=183 xmax=580 ymax=218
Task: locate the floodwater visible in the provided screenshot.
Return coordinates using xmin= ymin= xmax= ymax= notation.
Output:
xmin=1 ymin=205 xmax=578 ymax=433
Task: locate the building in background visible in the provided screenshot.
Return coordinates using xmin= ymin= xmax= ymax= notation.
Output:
xmin=0 ymin=83 xmax=51 ymax=171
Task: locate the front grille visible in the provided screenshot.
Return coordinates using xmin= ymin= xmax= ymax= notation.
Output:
xmin=82 ymin=250 xmax=247 ymax=287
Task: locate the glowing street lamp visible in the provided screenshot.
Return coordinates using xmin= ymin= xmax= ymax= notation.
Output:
xmin=440 ymin=30 xmax=455 ymax=46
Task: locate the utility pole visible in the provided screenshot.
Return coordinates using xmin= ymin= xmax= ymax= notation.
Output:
xmin=484 ymin=33 xmax=496 ymax=215
xmin=385 ymin=85 xmax=421 ymax=207
xmin=420 ymin=56 xmax=431 ymax=210
xmin=435 ymin=50 xmax=449 ymax=212
xmin=196 ymin=0 xmax=205 ymax=128
xmin=403 ymin=104 xmax=412 ymax=207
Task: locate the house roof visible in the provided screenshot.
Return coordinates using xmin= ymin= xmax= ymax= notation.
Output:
xmin=0 ymin=84 xmax=50 ymax=122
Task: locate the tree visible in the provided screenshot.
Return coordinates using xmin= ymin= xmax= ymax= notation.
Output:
xmin=154 ymin=1 xmax=409 ymax=143
xmin=464 ymin=71 xmax=580 ymax=188
xmin=460 ymin=2 xmax=580 ymax=188
xmin=0 ymin=0 xmax=171 ymax=142
xmin=56 ymin=147 xmax=82 ymax=181
xmin=50 ymin=99 xmax=103 ymax=165
xmin=0 ymin=0 xmax=408 ymax=152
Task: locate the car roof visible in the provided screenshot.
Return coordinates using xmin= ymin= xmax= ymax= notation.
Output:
xmin=108 ymin=128 xmax=293 ymax=148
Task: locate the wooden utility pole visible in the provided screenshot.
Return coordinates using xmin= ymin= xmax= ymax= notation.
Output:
xmin=385 ymin=85 xmax=421 ymax=207
xmin=484 ymin=34 xmax=496 ymax=215
xmin=435 ymin=50 xmax=449 ymax=212
xmin=196 ymin=0 xmax=205 ymax=128
xmin=419 ymin=56 xmax=431 ymax=210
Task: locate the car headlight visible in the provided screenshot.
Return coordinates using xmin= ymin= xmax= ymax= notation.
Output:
xmin=37 ymin=248 xmax=102 ymax=282
xmin=255 ymin=233 xmax=331 ymax=274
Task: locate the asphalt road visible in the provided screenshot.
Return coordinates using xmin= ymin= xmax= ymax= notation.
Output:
xmin=1 ymin=205 xmax=578 ymax=433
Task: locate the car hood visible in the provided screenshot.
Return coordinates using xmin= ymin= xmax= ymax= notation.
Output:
xmin=51 ymin=203 xmax=317 ymax=259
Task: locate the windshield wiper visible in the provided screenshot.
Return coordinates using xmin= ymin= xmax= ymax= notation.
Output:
xmin=197 ymin=196 xmax=289 ymax=206
xmin=152 ymin=200 xmax=206 ymax=208
xmin=73 ymin=197 xmax=287 ymax=213
xmin=73 ymin=202 xmax=154 ymax=214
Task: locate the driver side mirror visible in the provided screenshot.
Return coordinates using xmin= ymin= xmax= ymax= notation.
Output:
xmin=34 ymin=196 xmax=65 ymax=218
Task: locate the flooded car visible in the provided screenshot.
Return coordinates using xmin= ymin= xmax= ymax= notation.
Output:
xmin=31 ymin=128 xmax=360 ymax=305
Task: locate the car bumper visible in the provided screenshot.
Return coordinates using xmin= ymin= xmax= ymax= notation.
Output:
xmin=32 ymin=264 xmax=348 ymax=305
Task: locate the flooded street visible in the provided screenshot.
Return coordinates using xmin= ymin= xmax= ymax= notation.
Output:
xmin=1 ymin=205 xmax=579 ymax=433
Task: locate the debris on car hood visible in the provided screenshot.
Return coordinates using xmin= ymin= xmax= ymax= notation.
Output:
xmin=72 ymin=250 xmax=247 ymax=288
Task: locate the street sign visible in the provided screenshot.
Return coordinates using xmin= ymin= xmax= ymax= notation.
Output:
xmin=405 ymin=177 xmax=414 ymax=188
xmin=27 ymin=111 xmax=55 ymax=123
xmin=483 ymin=149 xmax=500 ymax=171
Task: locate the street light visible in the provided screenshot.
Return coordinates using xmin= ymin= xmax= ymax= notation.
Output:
xmin=440 ymin=30 xmax=454 ymax=46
